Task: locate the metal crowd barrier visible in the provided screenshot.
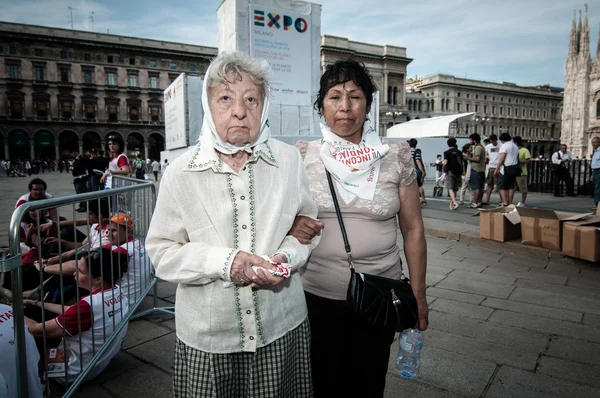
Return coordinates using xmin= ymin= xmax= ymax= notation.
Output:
xmin=527 ymin=159 xmax=594 ymax=195
xmin=0 ymin=175 xmax=172 ymax=397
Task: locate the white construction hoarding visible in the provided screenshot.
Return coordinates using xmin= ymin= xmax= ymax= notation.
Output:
xmin=164 ymin=73 xmax=188 ymax=150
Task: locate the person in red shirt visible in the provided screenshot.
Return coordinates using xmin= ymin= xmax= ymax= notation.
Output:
xmin=100 ymin=135 xmax=130 ymax=189
xmin=15 ymin=178 xmax=57 ymax=222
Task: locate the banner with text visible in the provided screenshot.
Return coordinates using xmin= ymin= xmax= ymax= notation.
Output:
xmin=249 ymin=5 xmax=311 ymax=106
xmin=164 ymin=73 xmax=188 ymax=150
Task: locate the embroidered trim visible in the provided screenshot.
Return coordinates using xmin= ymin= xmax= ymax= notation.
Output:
xmin=222 ymin=249 xmax=236 ymax=280
xmin=234 ymin=287 xmax=245 ymax=351
xmin=252 ymin=142 xmax=277 ymax=166
xmin=186 ymin=143 xmax=223 ymax=172
xmin=247 ymin=164 xmax=265 ymax=344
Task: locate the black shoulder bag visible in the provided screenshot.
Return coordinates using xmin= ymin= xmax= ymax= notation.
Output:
xmin=325 ymin=170 xmax=419 ymax=332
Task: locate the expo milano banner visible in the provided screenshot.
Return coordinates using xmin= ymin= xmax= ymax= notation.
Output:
xmin=249 ymin=6 xmax=311 ymax=106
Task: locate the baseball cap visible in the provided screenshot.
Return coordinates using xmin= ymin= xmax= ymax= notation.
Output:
xmin=110 ymin=212 xmax=134 ymax=231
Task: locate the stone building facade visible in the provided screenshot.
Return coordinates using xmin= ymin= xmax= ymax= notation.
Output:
xmin=561 ymin=7 xmax=600 ymax=158
xmin=406 ymin=74 xmax=563 ymax=158
xmin=0 ymin=21 xmax=216 ymax=161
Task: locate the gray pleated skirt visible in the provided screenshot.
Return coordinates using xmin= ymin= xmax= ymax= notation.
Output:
xmin=172 ymin=318 xmax=313 ymax=398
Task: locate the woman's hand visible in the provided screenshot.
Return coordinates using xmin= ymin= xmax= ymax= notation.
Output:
xmin=44 ymin=236 xmax=58 ymax=246
xmin=288 ymin=216 xmax=324 ymax=244
xmin=230 ymin=251 xmax=283 ymax=287
xmin=23 ymin=299 xmax=37 ymax=307
xmin=413 ymin=291 xmax=429 ymax=331
xmin=39 ymin=222 xmax=54 ymax=234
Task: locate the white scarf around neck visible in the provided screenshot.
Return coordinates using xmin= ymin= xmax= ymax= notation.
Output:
xmin=199 ymin=65 xmax=271 ymax=155
xmin=320 ymin=120 xmax=389 ymax=201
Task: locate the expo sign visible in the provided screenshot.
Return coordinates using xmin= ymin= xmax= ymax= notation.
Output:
xmin=253 ymin=9 xmax=308 ymax=33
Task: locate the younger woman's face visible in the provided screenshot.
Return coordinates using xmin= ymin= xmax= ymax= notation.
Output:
xmin=108 ymin=140 xmax=120 ymax=153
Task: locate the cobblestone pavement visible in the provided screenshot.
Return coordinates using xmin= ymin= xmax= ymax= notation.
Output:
xmin=2 ymin=172 xmax=600 ymax=397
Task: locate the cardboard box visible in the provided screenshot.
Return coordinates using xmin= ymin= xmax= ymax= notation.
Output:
xmin=479 ymin=205 xmax=522 ymax=242
xmin=516 ymin=208 xmax=592 ymax=251
xmin=562 ymin=217 xmax=600 ymax=262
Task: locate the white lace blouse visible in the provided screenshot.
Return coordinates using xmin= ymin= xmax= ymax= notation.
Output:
xmin=296 ymin=139 xmax=416 ymax=300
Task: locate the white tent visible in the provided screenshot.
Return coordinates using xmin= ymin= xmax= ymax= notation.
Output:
xmin=386 ymin=112 xmax=476 ymax=138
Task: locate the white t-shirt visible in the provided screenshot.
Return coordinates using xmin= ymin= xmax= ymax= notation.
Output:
xmin=88 ymin=223 xmax=110 ymax=250
xmin=0 ymin=304 xmax=45 ymax=397
xmin=53 ymin=286 xmax=129 ymax=383
xmin=499 ymin=141 xmax=520 ymax=174
xmin=151 ymin=161 xmax=160 ymax=172
xmin=106 ymin=153 xmax=129 ymax=188
xmin=485 ymin=143 xmax=501 ymax=168
xmin=104 ymin=239 xmax=152 ymax=304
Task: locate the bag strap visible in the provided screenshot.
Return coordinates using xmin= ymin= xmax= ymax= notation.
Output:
xmin=325 ymin=170 xmax=354 ymax=270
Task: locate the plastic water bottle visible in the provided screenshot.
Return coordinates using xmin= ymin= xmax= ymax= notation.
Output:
xmin=395 ymin=329 xmax=424 ymax=378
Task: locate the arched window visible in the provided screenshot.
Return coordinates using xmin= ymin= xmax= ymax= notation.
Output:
xmin=596 ymin=98 xmax=600 ymax=118
xmin=387 ymin=86 xmax=392 ymax=105
xmin=418 ymin=100 xmax=422 ymax=112
xmin=393 ymin=87 xmax=398 ymax=105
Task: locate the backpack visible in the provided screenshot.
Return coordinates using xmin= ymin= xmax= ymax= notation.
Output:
xmin=443 ymin=149 xmax=463 ymax=175
xmin=136 ymin=159 xmax=144 ymax=170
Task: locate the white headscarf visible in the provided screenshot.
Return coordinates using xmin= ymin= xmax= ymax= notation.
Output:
xmin=199 ymin=63 xmax=271 ymax=154
xmin=320 ymin=119 xmax=389 ymax=201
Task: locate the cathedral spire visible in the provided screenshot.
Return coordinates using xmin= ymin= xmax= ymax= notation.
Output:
xmin=576 ymin=9 xmax=582 ymax=53
xmin=581 ymin=4 xmax=590 ymax=59
xmin=569 ymin=9 xmax=578 ymax=55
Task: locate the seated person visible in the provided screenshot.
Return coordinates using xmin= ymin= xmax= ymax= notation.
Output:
xmin=16 ymin=178 xmax=57 ymax=222
xmin=23 ymin=248 xmax=130 ymax=384
xmin=0 ymin=303 xmax=45 ymax=397
xmin=42 ymin=198 xmax=110 ymax=263
xmin=103 ymin=213 xmax=152 ymax=304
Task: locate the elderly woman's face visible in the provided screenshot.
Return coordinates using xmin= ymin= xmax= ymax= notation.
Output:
xmin=321 ymin=81 xmax=367 ymax=142
xmin=209 ymin=72 xmax=263 ymax=147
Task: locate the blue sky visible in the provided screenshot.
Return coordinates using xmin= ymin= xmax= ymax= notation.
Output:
xmin=3 ymin=0 xmax=599 ymax=88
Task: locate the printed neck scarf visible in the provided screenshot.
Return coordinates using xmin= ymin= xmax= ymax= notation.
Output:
xmin=199 ymin=65 xmax=271 ymax=155
xmin=320 ymin=120 xmax=389 ymax=201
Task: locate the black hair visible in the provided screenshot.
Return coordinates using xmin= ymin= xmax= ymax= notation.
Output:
xmin=314 ymin=59 xmax=376 ymax=116
xmin=107 ymin=134 xmax=125 ymax=155
xmin=86 ymin=248 xmax=128 ymax=286
xmin=489 ymin=134 xmax=498 ymax=141
xmin=483 ymin=139 xmax=490 ymax=145
xmin=513 ymin=136 xmax=523 ymax=146
xmin=462 ymin=143 xmax=472 ymax=153
xmin=447 ymin=137 xmax=457 ymax=148
xmin=499 ymin=132 xmax=511 ymax=142
xmin=28 ymin=178 xmax=47 ymax=191
xmin=87 ymin=198 xmax=110 ymax=221
xmin=469 ymin=133 xmax=481 ymax=144
xmin=408 ymin=138 xmax=418 ymax=148
xmin=436 ymin=154 xmax=442 ymax=158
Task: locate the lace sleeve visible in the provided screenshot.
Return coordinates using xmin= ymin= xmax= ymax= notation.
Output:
xmin=295 ymin=140 xmax=309 ymax=160
xmin=396 ymin=141 xmax=416 ymax=187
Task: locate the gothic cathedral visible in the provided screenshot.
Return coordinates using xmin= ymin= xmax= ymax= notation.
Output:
xmin=561 ymin=6 xmax=600 ymax=158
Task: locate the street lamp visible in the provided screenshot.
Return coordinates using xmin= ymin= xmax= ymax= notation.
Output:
xmin=386 ymin=111 xmax=403 ymax=125
xmin=475 ymin=116 xmax=490 ymax=136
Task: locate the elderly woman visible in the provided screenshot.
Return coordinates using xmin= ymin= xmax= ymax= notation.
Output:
xmin=146 ymin=52 xmax=318 ymax=397
xmin=292 ymin=60 xmax=429 ymax=398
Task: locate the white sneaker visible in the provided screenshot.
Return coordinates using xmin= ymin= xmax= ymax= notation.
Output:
xmin=452 ymin=202 xmax=460 ymax=210
xmin=517 ymin=202 xmax=525 ymax=207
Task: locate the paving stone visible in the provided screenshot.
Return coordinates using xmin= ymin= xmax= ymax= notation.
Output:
xmin=425 ymin=329 xmax=539 ymax=371
xmin=90 ymin=351 xmax=145 ymax=385
xmin=567 ymin=274 xmax=600 ymax=290
xmin=427 ymin=272 xmax=448 ymax=286
xmin=547 ymin=336 xmax=600 ymax=366
xmin=426 ymin=287 xmax=485 ymax=305
xmin=133 ymin=296 xmax=175 ymax=322
xmin=122 ymin=319 xmax=172 ymax=350
xmin=538 ymin=355 xmax=600 ymax=388
xmin=103 ymin=364 xmax=172 ymax=398
xmin=448 ymin=269 xmax=517 ymax=286
xmin=384 ymin=375 xmax=462 ymax=398
xmin=544 ymin=262 xmax=582 ymax=276
xmin=163 ymin=294 xmax=176 ymax=304
xmin=427 ymin=265 xmax=453 ymax=276
xmin=583 ymin=313 xmax=600 ymax=328
xmin=580 ymin=268 xmax=600 ymax=277
xmin=509 ymin=287 xmax=600 ymax=316
xmin=481 ymin=262 xmax=531 ymax=273
xmin=160 ymin=318 xmax=176 ymax=331
xmin=69 ymin=384 xmax=114 ymax=398
xmin=489 ymin=310 xmax=600 ymax=344
xmin=436 ymin=277 xmax=515 ymax=299
xmin=432 ymin=260 xmax=488 ymax=273
xmin=481 ymin=297 xmax=583 ymax=323
xmin=486 ymin=365 xmax=600 ymax=398
xmin=514 ymin=279 xmax=600 ymax=300
xmin=128 ymin=332 xmax=176 ymax=373
xmin=482 ymin=266 xmax=568 ymax=285
xmin=429 ymin=298 xmax=494 ymax=320
xmin=430 ymin=311 xmax=550 ymax=352
xmin=499 ymin=254 xmax=548 ymax=268
xmin=152 ymin=281 xmax=177 ymax=299
xmin=387 ymin=345 xmax=495 ymax=397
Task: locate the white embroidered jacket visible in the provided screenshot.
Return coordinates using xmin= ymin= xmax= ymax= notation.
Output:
xmin=146 ymin=138 xmax=319 ymax=353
